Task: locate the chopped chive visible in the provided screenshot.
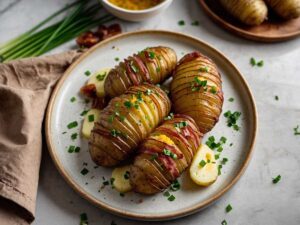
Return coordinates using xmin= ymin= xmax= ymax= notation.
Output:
xmin=170 ymin=179 xmax=181 ymax=191
xmin=80 ymin=213 xmax=88 ymax=225
xmin=145 ymin=89 xmax=152 ymax=95
xmin=250 ymin=57 xmax=256 ymax=66
xmin=218 ymin=165 xmax=222 ymax=175
xmin=224 ymin=110 xmax=241 ymax=131
xmin=215 ymin=154 xmax=220 ymax=160
xmin=80 ymin=110 xmax=88 ymax=116
xmin=178 ymin=20 xmax=185 ymax=26
xmin=168 ymin=195 xmax=176 ymax=201
xmin=228 ymin=97 xmax=234 ymax=102
xmin=272 ymin=175 xmax=281 ymax=184
xmin=148 ymin=51 xmax=155 ymax=59
xmin=84 ymin=70 xmax=91 ymax=76
xmin=199 ymin=160 xmax=206 ymax=167
xmin=226 ymin=204 xmax=233 ymax=213
xmin=257 ymin=60 xmax=264 ymax=67
xmin=210 ymin=86 xmax=217 ymax=94
xmin=199 ymin=67 xmax=209 ymax=72
xmin=221 ymin=220 xmax=227 ymax=225
xmin=67 ymin=121 xmax=78 ymax=129
xmin=68 ymin=145 xmax=75 ymax=153
xmin=164 ymin=113 xmax=174 ymax=120
xmin=163 ymin=148 xmax=177 ymax=159
xmin=88 ymin=114 xmax=94 ymax=122
xmin=71 ymin=133 xmax=78 ymax=140
xmin=114 ymin=57 xmax=119 ymax=62
xmin=293 ymin=125 xmax=300 ymax=135
xmin=70 ymin=96 xmax=76 ymax=102
xmin=275 ymin=95 xmax=279 ymax=101
xmin=150 ymin=153 xmax=158 ymax=161
xmin=124 ymin=101 xmax=132 ymax=109
xmin=156 ymin=67 xmax=161 ymax=72
xmin=62 ymin=131 xmax=67 ymax=134
xmin=80 ymin=168 xmax=89 ymax=175
xmin=103 ymin=181 xmax=109 ymax=186
xmin=230 ymin=143 xmax=233 ymax=147
xmin=96 ymin=72 xmax=107 ymax=81
xmin=75 ymin=146 xmax=80 ymax=153
xmin=221 ymin=158 xmax=228 ymax=165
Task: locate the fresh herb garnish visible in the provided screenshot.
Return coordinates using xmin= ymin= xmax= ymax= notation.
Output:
xmin=199 ymin=67 xmax=209 ymax=72
xmin=111 ymin=129 xmax=121 ymax=137
xmin=88 ymin=114 xmax=94 ymax=122
xmin=150 ymin=153 xmax=158 ymax=161
xmin=67 ymin=121 xmax=78 ymax=129
xmin=221 ymin=220 xmax=228 ymax=225
xmin=215 ymin=154 xmax=220 ymax=160
xmin=191 ymin=77 xmax=207 ymax=92
xmin=163 ymin=191 xmax=170 ymax=197
xmin=149 ymin=51 xmax=155 ymax=59
xmin=224 ymin=110 xmax=242 ymax=131
xmin=96 ymin=72 xmax=107 ymax=81
xmin=84 ymin=70 xmax=91 ymax=76
xmin=218 ymin=165 xmax=222 ymax=175
xmin=226 ymin=204 xmax=233 ymax=213
xmin=293 ymin=125 xmax=300 ymax=135
xmin=174 ymin=121 xmax=188 ymax=129
xmin=163 ymin=148 xmax=177 ymax=159
xmin=199 ymin=160 xmax=207 ymax=167
xmin=80 ymin=110 xmax=88 ymax=116
xmin=221 ymin=158 xmax=228 ymax=165
xmin=228 ymin=97 xmax=234 ymax=102
xmin=275 ymin=95 xmax=279 ymax=101
xmin=191 ymin=20 xmax=199 ymax=26
xmin=272 ymin=175 xmax=281 ymax=184
xmin=71 ymin=133 xmax=78 ymax=140
xmin=168 ymin=195 xmax=176 ymax=201
xmin=70 ymin=97 xmax=76 ymax=102
xmin=170 ymin=179 xmax=181 ymax=191
xmin=124 ymin=101 xmax=132 ymax=109
xmin=75 ymin=146 xmax=80 ymax=153
xmin=124 ymin=171 xmax=130 ymax=180
xmin=80 ymin=168 xmax=89 ymax=175
xmin=156 ymin=67 xmax=161 ymax=72
xmin=178 ymin=20 xmax=185 ymax=26
xmin=114 ymin=57 xmax=119 ymax=62
xmin=164 ymin=113 xmax=174 ymax=120
xmin=103 ymin=181 xmax=109 ymax=186
xmin=206 ymin=136 xmax=227 ymax=150
xmin=68 ymin=145 xmax=75 ymax=153
xmin=80 ymin=213 xmax=88 ymax=225
xmin=250 ymin=57 xmax=264 ymax=67
xmin=210 ymin=86 xmax=217 ymax=94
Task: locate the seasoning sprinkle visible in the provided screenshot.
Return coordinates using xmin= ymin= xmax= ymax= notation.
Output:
xmin=80 ymin=168 xmax=89 ymax=175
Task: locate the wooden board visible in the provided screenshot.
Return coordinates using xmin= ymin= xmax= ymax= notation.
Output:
xmin=199 ymin=0 xmax=300 ymax=42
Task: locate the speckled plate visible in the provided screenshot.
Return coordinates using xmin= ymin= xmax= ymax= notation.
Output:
xmin=45 ymin=30 xmax=257 ymax=221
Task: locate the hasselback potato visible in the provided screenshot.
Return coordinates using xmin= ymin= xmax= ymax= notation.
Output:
xmin=219 ymin=0 xmax=268 ymax=25
xmin=89 ymin=84 xmax=171 ymax=167
xmin=104 ymin=46 xmax=177 ymax=98
xmin=170 ymin=52 xmax=224 ymax=134
xmin=130 ymin=114 xmax=203 ymax=194
xmin=265 ymin=0 xmax=300 ymax=19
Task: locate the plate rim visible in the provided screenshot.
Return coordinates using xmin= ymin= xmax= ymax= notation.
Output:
xmin=198 ymin=0 xmax=300 ymax=42
xmin=45 ymin=30 xmax=258 ymax=221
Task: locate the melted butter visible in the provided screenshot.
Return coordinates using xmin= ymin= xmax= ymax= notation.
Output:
xmin=108 ymin=0 xmax=163 ymax=10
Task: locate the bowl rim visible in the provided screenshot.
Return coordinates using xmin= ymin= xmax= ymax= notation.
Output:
xmin=45 ymin=30 xmax=258 ymax=221
xmin=101 ymin=0 xmax=173 ymax=14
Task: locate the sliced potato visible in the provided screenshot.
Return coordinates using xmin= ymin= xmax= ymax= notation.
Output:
xmin=189 ymin=144 xmax=218 ymax=186
xmin=265 ymin=0 xmax=300 ymax=19
xmin=87 ymin=68 xmax=111 ymax=97
xmin=112 ymin=165 xmax=132 ymax=193
xmin=82 ymin=109 xmax=101 ymax=139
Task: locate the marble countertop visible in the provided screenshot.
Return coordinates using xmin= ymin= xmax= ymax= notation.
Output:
xmin=1 ymin=0 xmax=300 ymax=224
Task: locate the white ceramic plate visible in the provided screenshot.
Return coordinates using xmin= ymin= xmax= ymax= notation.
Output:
xmin=46 ymin=30 xmax=257 ymax=221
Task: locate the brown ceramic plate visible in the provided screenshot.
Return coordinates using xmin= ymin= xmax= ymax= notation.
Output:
xmin=45 ymin=30 xmax=257 ymax=220
xmin=199 ymin=0 xmax=300 ymax=42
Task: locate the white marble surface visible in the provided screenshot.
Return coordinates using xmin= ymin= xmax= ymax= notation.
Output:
xmin=1 ymin=0 xmax=300 ymax=224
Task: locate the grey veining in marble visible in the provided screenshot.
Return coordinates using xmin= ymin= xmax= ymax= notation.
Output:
xmin=1 ymin=0 xmax=300 ymax=224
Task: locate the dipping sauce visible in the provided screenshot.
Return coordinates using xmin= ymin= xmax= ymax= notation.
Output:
xmin=108 ymin=0 xmax=164 ymax=10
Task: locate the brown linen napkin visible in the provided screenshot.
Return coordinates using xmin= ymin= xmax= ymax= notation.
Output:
xmin=0 ymin=50 xmax=82 ymax=225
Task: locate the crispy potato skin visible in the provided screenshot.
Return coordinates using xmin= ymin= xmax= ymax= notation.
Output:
xmin=130 ymin=115 xmax=203 ymax=194
xmin=104 ymin=46 xmax=177 ymax=98
xmin=170 ymin=52 xmax=223 ymax=134
xmin=89 ymin=84 xmax=171 ymax=167
xmin=220 ymin=0 xmax=268 ymax=25
xmin=265 ymin=0 xmax=300 ymax=19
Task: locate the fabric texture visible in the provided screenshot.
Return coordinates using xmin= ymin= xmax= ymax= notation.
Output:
xmin=0 ymin=51 xmax=82 ymax=225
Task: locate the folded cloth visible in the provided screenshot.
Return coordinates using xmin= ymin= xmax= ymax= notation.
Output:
xmin=0 ymin=50 xmax=82 ymax=225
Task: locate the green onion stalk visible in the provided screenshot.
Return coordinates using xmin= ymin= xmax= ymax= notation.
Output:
xmin=0 ymin=0 xmax=114 ymax=62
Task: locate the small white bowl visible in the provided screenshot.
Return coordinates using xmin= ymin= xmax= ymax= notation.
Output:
xmin=101 ymin=0 xmax=173 ymax=22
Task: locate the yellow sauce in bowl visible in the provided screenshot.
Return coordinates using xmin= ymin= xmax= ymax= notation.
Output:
xmin=108 ymin=0 xmax=164 ymax=10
